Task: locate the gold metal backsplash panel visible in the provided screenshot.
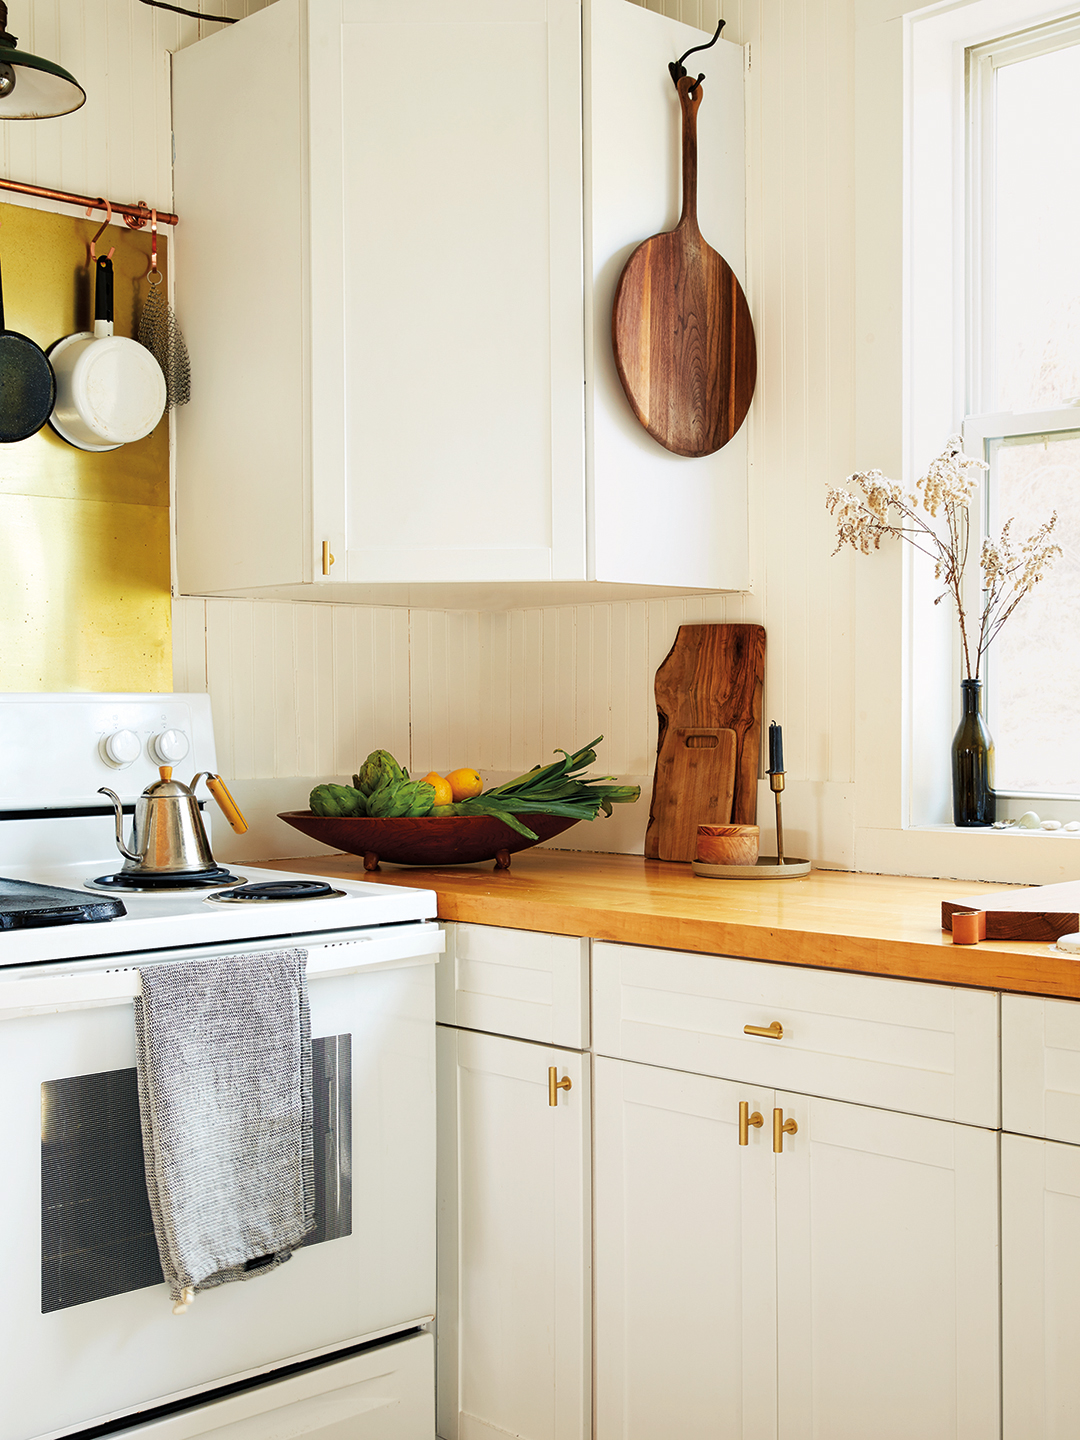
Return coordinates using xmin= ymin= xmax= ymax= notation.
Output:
xmin=0 ymin=201 xmax=171 ymax=691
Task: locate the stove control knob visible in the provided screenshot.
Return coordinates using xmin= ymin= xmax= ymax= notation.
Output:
xmin=102 ymin=729 xmax=141 ymax=768
xmin=149 ymin=728 xmax=190 ymax=765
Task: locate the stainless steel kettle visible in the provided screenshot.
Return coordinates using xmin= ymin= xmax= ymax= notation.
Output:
xmin=98 ymin=766 xmax=248 ymax=876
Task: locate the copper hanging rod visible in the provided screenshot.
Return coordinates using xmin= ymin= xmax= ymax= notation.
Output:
xmin=0 ymin=177 xmax=177 ymax=229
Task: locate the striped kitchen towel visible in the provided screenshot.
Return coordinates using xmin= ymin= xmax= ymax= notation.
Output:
xmin=134 ymin=947 xmax=315 ymax=1311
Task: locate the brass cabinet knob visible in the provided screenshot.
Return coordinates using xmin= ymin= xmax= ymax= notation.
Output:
xmin=738 ymin=1100 xmax=765 ymax=1145
xmin=548 ymin=1066 xmax=572 ymax=1107
xmin=773 ymin=1107 xmax=798 ymax=1152
xmin=744 ymin=1021 xmax=784 ymax=1039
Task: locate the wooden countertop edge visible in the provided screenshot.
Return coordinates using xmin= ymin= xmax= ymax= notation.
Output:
xmin=425 ymin=890 xmax=1079 ymax=997
xmin=260 ymin=850 xmax=1080 ymax=1000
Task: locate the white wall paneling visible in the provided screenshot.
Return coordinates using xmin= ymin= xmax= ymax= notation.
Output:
xmin=0 ymin=1 xmax=274 ymax=211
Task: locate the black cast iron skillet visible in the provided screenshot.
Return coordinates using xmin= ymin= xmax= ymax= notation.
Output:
xmin=0 ymin=248 xmax=55 ymax=442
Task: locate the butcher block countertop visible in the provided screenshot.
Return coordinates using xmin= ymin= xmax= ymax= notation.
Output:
xmin=263 ymin=849 xmax=1080 ymax=1000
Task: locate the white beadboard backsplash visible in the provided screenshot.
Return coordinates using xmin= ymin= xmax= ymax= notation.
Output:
xmin=170 ymin=0 xmax=861 ymax=874
xmin=175 ymin=593 xmax=855 ymax=872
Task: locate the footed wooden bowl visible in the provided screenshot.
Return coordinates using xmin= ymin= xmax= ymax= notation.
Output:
xmin=277 ymin=810 xmax=581 ymax=870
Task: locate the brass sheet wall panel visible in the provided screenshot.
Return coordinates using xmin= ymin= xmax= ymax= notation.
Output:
xmin=0 ymin=494 xmax=171 ymax=692
xmin=0 ymin=202 xmax=172 ymax=691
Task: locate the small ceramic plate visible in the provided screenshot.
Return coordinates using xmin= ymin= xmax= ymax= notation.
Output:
xmin=692 ymin=856 xmax=811 ymax=880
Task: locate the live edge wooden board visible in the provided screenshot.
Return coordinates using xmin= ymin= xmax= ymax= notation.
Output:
xmin=262 ymin=849 xmax=1080 ymax=1001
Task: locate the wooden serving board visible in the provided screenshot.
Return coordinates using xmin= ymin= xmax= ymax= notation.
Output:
xmin=645 ymin=623 xmax=765 ymax=861
xmin=612 ymin=74 xmax=756 ymax=458
xmin=942 ymin=881 xmax=1080 ymax=942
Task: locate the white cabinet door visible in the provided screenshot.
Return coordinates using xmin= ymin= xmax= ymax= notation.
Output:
xmin=594 ymin=1056 xmax=777 ymax=1440
xmin=1002 ymin=1132 xmax=1080 ymax=1438
xmin=436 ymin=1027 xmax=589 ymax=1440
xmin=324 ymin=0 xmax=587 ymax=589
xmin=774 ymin=1092 xmax=1000 ymax=1440
xmin=1002 ymin=992 xmax=1080 ymax=1143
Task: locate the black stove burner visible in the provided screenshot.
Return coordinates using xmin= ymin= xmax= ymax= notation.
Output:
xmin=88 ymin=867 xmax=245 ymax=892
xmin=208 ymin=880 xmax=345 ymax=903
xmin=0 ymin=877 xmax=126 ymax=929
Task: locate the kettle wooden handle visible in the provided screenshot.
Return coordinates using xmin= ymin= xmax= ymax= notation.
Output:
xmin=206 ymin=774 xmax=248 ymax=835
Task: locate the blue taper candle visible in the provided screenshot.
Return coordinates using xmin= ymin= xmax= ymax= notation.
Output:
xmin=768 ymin=722 xmax=783 ymax=774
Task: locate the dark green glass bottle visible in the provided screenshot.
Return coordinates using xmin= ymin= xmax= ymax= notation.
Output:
xmin=952 ymin=679 xmax=995 ymax=826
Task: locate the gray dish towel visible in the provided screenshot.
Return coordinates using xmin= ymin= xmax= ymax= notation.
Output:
xmin=134 ymin=947 xmax=315 ymax=1311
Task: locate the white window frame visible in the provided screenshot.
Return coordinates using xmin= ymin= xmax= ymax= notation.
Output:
xmin=853 ymin=0 xmax=1080 ymax=883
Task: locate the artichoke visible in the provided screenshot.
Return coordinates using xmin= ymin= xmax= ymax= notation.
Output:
xmin=367 ymin=778 xmax=436 ymax=818
xmin=309 ymin=783 xmax=368 ymax=818
xmin=353 ymin=749 xmax=405 ymax=796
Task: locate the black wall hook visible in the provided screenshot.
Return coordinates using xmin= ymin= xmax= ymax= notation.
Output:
xmin=668 ymin=18 xmax=725 ymax=95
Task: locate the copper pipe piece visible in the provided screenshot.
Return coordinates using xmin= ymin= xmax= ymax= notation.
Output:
xmin=951 ymin=911 xmax=984 ymax=945
xmin=0 ymin=177 xmax=178 ymax=228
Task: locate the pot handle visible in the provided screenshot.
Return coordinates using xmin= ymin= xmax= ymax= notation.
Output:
xmin=93 ymin=255 xmax=114 ymax=339
xmin=205 ymin=773 xmax=249 ymax=835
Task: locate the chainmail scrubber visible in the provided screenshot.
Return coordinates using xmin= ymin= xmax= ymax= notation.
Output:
xmin=137 ymin=207 xmax=191 ymax=409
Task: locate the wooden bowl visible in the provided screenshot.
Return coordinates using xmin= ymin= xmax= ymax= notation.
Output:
xmin=695 ymin=823 xmax=759 ymax=866
xmin=277 ymin=810 xmax=582 ymax=870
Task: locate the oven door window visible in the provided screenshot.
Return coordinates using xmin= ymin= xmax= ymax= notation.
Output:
xmin=41 ymin=1034 xmax=352 ymax=1313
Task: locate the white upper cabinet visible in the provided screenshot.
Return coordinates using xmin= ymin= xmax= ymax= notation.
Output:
xmin=172 ymin=0 xmax=750 ymax=608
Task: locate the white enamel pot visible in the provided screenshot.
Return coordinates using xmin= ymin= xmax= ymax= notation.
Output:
xmin=48 ymin=254 xmax=166 ymax=452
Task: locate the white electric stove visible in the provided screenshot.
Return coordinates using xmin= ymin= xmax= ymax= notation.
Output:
xmin=0 ymin=694 xmax=441 ymax=1440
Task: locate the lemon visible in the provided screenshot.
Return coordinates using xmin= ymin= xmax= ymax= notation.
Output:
xmin=420 ymin=772 xmax=454 ymax=807
xmin=445 ymin=767 xmax=483 ymax=802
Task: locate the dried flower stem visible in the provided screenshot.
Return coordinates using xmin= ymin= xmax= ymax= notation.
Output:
xmin=826 ymin=436 xmax=1061 ymax=680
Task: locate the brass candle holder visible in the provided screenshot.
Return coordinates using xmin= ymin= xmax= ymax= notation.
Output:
xmin=770 ymin=768 xmax=786 ymax=866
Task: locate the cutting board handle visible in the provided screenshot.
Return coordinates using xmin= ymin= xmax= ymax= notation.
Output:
xmin=675 ymin=75 xmax=702 ymax=233
xmin=679 ymin=728 xmax=723 ymax=749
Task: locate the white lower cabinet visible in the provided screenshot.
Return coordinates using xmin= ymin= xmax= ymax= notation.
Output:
xmin=436 ymin=1026 xmax=590 ymax=1440
xmin=774 ymin=1092 xmax=1000 ymax=1440
xmin=594 ymin=1057 xmax=777 ymax=1440
xmin=594 ymin=1063 xmax=1000 ymax=1440
xmin=437 ymin=927 xmax=1008 ymax=1439
xmin=1002 ymin=1132 xmax=1080 ymax=1438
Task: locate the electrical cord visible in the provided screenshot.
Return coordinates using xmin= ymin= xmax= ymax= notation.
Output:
xmin=137 ymin=0 xmax=238 ymax=24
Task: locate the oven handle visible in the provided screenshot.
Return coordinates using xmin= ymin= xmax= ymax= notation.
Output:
xmin=0 ymin=923 xmax=444 ymax=1020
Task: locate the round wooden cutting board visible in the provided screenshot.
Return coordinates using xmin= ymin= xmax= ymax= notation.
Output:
xmin=612 ymin=74 xmax=756 ymax=458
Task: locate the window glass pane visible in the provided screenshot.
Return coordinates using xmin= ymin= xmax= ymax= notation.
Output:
xmin=993 ymin=44 xmax=1080 ymax=411
xmin=986 ymin=429 xmax=1080 ymax=793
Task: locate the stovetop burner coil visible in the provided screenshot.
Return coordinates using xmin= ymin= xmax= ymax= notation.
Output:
xmin=206 ymin=880 xmax=346 ymax=904
xmin=86 ymin=867 xmax=246 ymax=892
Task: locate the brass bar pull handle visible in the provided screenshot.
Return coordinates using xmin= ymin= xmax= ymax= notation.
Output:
xmin=744 ymin=1021 xmax=784 ymax=1039
xmin=321 ymin=541 xmax=336 ymax=575
xmin=773 ymin=1108 xmax=798 ymax=1153
xmin=548 ymin=1066 xmax=572 ymax=1107
xmin=738 ymin=1100 xmax=764 ymax=1145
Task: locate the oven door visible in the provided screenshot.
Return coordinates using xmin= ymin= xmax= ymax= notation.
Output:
xmin=0 ymin=927 xmax=438 ymax=1440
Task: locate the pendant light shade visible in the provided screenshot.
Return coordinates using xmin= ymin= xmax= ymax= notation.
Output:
xmin=0 ymin=3 xmax=85 ymax=119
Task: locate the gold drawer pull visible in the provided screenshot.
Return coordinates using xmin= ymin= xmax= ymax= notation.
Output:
xmin=744 ymin=1021 xmax=784 ymax=1039
xmin=738 ymin=1100 xmax=764 ymax=1146
xmin=773 ymin=1108 xmax=798 ymax=1153
xmin=548 ymin=1067 xmax=572 ymax=1107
